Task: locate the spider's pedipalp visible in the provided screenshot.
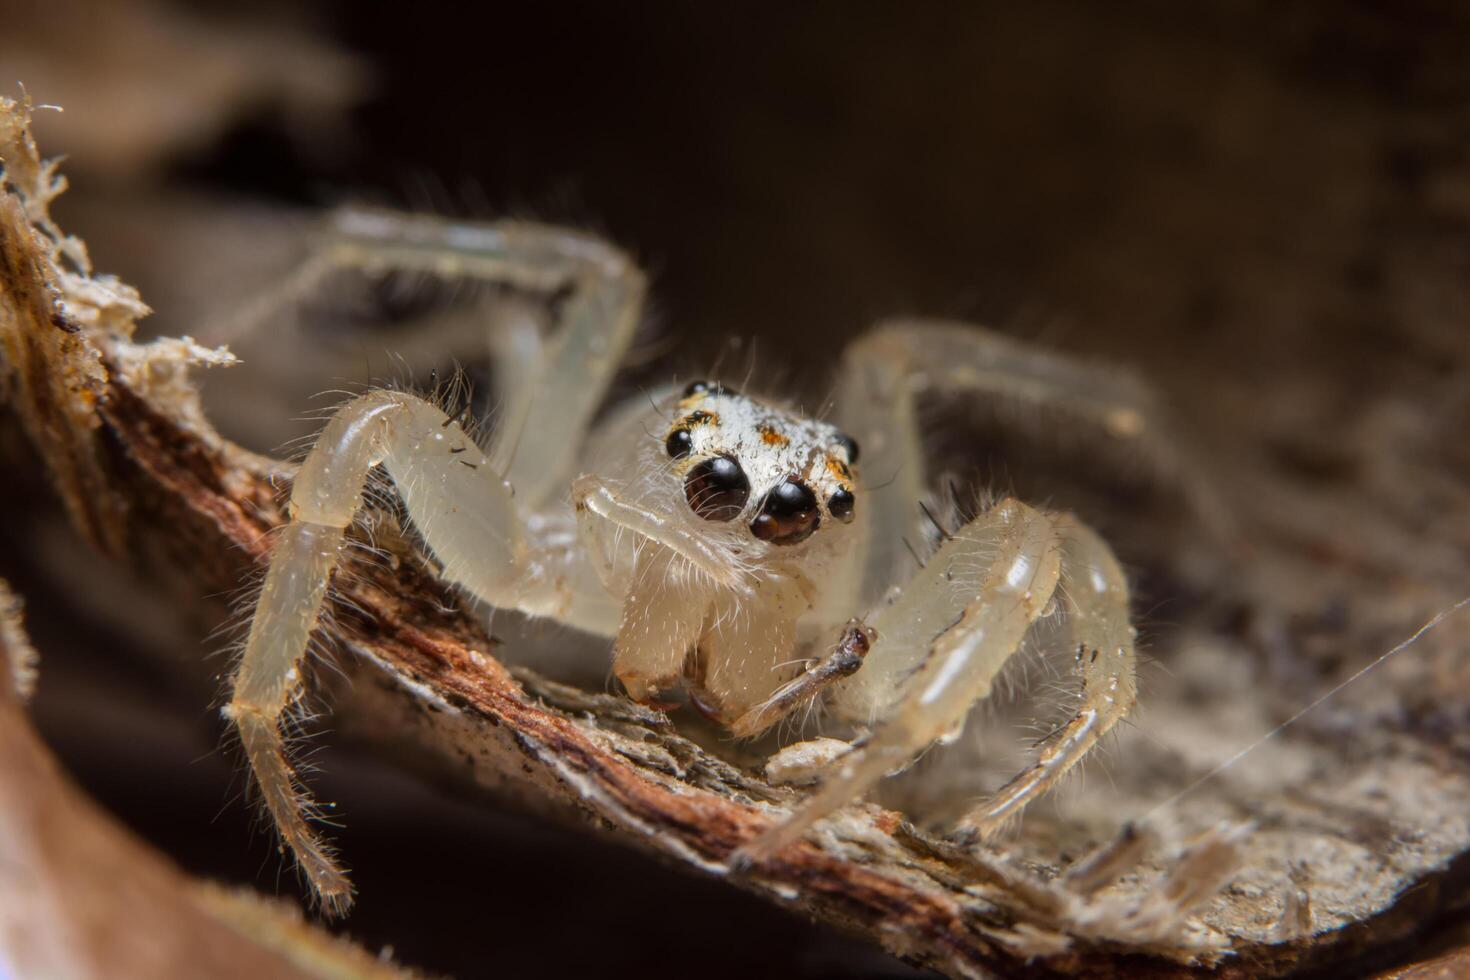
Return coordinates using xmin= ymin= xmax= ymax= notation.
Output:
xmin=729 ymin=619 xmax=874 ymax=738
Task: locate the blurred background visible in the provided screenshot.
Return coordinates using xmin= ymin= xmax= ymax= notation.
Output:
xmin=3 ymin=1 xmax=1469 ymax=977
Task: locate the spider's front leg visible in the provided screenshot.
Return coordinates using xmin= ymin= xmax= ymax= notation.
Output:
xmin=735 ymin=497 xmax=1064 ymax=864
xmin=735 ymin=504 xmax=1137 ymax=864
xmin=227 ymin=214 xmax=644 ymax=914
xmin=734 ymin=318 xmax=1150 ymax=864
xmin=227 ymin=391 xmax=535 ymax=914
xmin=953 ymin=516 xmax=1137 ymax=840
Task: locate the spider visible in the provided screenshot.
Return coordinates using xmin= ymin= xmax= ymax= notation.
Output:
xmin=225 ymin=206 xmax=1146 ymax=915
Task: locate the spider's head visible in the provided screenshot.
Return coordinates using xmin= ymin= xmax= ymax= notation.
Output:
xmin=663 ymin=380 xmax=859 ymax=547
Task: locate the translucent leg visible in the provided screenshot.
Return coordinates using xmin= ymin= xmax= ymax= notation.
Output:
xmin=734 ymin=498 xmax=1062 ymax=865
xmin=215 ymin=206 xmax=645 ymax=511
xmin=954 ymin=515 xmax=1138 ymax=839
xmin=834 ymin=319 xmax=1225 ymax=608
xmin=830 ymin=326 xmax=926 ymax=609
xmin=230 ymin=522 xmax=352 ymax=910
xmin=227 ymin=390 xmax=544 ymax=913
xmin=572 ymin=476 xmax=754 ymax=596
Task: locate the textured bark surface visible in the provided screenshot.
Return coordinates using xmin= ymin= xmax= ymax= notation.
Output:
xmin=4 ymin=17 xmax=1470 ymax=970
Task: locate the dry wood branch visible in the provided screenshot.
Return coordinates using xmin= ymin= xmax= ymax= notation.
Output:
xmin=4 ymin=93 xmax=1470 ymax=978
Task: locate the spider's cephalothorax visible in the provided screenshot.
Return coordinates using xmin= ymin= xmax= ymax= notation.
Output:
xmin=224 ymin=207 xmax=1143 ymax=914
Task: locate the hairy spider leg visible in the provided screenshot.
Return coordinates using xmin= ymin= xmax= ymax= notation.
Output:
xmin=228 ymin=214 xmax=644 ymax=913
xmin=731 ymin=318 xmax=1164 ymax=762
xmin=735 ymin=497 xmax=1062 ymax=864
xmin=834 ymin=319 xmax=1227 ymax=611
xmin=955 ymin=514 xmax=1137 ymax=838
xmin=229 ymin=392 xmax=521 ymax=913
xmin=212 ymin=206 xmax=646 ymax=509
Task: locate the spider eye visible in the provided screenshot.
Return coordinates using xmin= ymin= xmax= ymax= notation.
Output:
xmin=827 ymin=488 xmax=855 ymax=523
xmin=684 ymin=455 xmax=749 ymax=521
xmin=665 ymin=428 xmax=693 ymax=459
xmin=834 ymin=433 xmax=860 ymax=463
xmin=750 ymin=478 xmax=820 ymax=545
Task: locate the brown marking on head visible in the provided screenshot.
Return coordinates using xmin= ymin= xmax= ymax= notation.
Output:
xmin=684 ymin=410 xmax=719 ymax=426
xmin=758 ymin=425 xmax=790 ymax=447
xmin=825 ymin=457 xmax=852 ymax=482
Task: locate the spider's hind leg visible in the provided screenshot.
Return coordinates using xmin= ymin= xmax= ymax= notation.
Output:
xmin=835 ymin=319 xmax=1230 ymax=609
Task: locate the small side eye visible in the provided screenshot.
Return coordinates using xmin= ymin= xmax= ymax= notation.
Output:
xmin=665 ymin=428 xmax=693 ymax=459
xmin=828 ymin=488 xmax=855 ymax=522
xmin=835 ymin=433 xmax=860 ymax=463
xmin=683 ymin=380 xmax=739 ymax=398
xmin=684 ymin=455 xmax=750 ymax=521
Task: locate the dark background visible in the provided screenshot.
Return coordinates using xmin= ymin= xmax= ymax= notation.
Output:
xmin=6 ymin=2 xmax=1469 ymax=977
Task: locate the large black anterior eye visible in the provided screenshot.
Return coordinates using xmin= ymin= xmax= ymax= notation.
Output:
xmin=684 ymin=455 xmax=749 ymax=521
xmin=751 ymin=478 xmax=820 ymax=545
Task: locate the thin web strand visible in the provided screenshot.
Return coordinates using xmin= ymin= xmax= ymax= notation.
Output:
xmin=1141 ymin=593 xmax=1470 ymax=823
